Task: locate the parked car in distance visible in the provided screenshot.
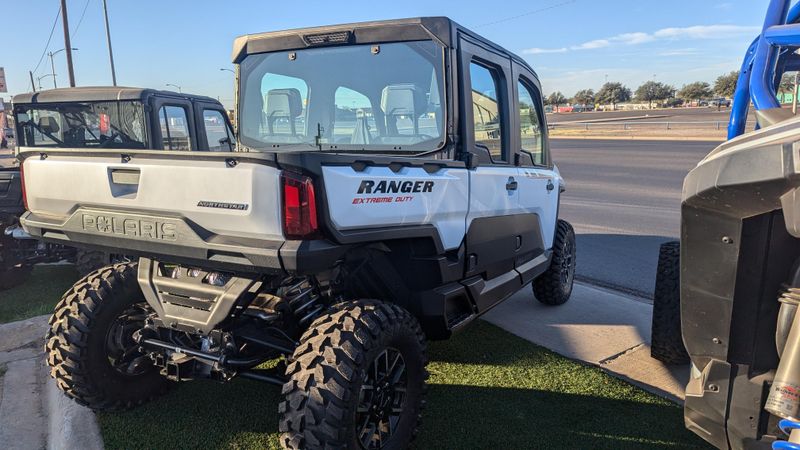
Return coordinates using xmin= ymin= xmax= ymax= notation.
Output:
xmin=709 ymin=98 xmax=731 ymax=108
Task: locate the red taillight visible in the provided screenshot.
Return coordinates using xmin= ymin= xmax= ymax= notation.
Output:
xmin=19 ymin=162 xmax=28 ymax=211
xmin=281 ymin=171 xmax=319 ymax=240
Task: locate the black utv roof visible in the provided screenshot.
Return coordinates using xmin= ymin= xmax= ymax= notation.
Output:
xmin=12 ymin=86 xmax=219 ymax=105
xmin=232 ymin=16 xmax=537 ymax=77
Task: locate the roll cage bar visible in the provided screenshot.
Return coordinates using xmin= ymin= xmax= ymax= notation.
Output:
xmin=729 ymin=0 xmax=800 ymax=139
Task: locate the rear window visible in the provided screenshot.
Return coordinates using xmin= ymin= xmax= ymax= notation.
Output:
xmin=15 ymin=101 xmax=148 ymax=149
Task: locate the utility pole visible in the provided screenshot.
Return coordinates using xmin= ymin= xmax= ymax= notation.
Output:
xmin=102 ymin=0 xmax=117 ymax=86
xmin=49 ymin=51 xmax=58 ymax=88
xmin=29 ymin=71 xmax=37 ymax=93
xmin=60 ymin=0 xmax=76 ymax=87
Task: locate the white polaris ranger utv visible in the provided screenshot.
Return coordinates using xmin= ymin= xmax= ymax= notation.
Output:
xmin=18 ymin=17 xmax=575 ymax=449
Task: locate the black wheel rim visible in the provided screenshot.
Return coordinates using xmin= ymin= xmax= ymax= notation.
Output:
xmin=104 ymin=303 xmax=152 ymax=376
xmin=356 ymin=347 xmax=408 ymax=449
xmin=560 ymin=238 xmax=575 ymax=288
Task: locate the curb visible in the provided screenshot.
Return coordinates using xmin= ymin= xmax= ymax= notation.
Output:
xmin=0 ymin=315 xmax=105 ymax=450
xmin=45 ymin=361 xmax=104 ymax=450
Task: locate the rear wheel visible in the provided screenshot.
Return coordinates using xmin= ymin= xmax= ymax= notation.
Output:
xmin=650 ymin=241 xmax=689 ymax=365
xmin=45 ymin=262 xmax=168 ymax=410
xmin=533 ymin=219 xmax=576 ymax=305
xmin=279 ymin=300 xmax=427 ymax=450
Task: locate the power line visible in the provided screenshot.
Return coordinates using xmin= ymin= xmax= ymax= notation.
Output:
xmin=32 ymin=5 xmax=62 ymax=75
xmin=475 ymin=0 xmax=578 ymax=28
xmin=71 ymin=0 xmax=91 ymax=38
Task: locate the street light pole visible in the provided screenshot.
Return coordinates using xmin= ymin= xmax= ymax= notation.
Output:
xmin=60 ymin=0 xmax=76 ymax=87
xmin=102 ymin=0 xmax=117 ymax=86
xmin=48 ymin=48 xmax=78 ymax=89
xmin=166 ymin=83 xmax=182 ymax=93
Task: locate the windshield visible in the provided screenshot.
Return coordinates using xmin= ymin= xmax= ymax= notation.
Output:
xmin=239 ymin=40 xmax=445 ymax=153
xmin=15 ymin=100 xmax=148 ymax=149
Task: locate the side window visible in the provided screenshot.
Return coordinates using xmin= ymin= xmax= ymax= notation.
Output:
xmin=334 ymin=87 xmax=376 ymax=144
xmin=517 ymin=80 xmax=545 ymax=165
xmin=159 ymin=105 xmax=191 ymax=150
xmin=470 ymin=62 xmax=505 ymax=161
xmin=203 ymin=109 xmax=233 ymax=151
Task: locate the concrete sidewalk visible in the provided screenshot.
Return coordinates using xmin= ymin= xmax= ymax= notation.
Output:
xmin=0 ymin=315 xmax=103 ymax=450
xmin=484 ymin=281 xmax=688 ymax=402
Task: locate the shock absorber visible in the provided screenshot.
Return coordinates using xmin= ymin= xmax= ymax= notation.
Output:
xmin=769 ymin=287 xmax=800 ymax=449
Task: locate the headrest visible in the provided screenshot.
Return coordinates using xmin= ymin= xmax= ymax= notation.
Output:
xmin=38 ymin=116 xmax=59 ymax=134
xmin=380 ymin=84 xmax=426 ymax=117
xmin=265 ymin=88 xmax=302 ymax=118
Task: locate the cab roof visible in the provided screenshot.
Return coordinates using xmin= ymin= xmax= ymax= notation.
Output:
xmin=12 ymin=86 xmax=219 ymax=105
xmin=232 ymin=16 xmax=536 ymax=77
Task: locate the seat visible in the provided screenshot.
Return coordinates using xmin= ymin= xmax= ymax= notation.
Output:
xmin=380 ymin=84 xmax=426 ymax=136
xmin=264 ymin=88 xmax=303 ymax=135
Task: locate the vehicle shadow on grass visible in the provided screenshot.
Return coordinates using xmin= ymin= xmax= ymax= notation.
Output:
xmin=98 ymin=322 xmax=708 ymax=449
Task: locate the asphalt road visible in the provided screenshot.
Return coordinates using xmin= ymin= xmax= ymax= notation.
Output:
xmin=551 ymin=138 xmax=718 ymax=299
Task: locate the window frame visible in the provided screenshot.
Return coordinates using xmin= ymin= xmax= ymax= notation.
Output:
xmin=511 ymin=62 xmax=551 ymax=169
xmin=153 ymin=98 xmax=195 ymax=151
xmin=516 ymin=77 xmax=549 ymax=167
xmin=458 ymin=36 xmax=514 ymax=167
xmin=200 ymin=107 xmax=234 ymax=151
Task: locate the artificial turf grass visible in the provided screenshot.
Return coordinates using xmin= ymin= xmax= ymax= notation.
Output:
xmin=0 ymin=265 xmax=78 ymax=324
xmin=98 ymin=320 xmax=709 ymax=450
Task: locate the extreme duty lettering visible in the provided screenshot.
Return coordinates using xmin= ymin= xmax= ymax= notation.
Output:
xmin=357 ymin=180 xmax=435 ymax=194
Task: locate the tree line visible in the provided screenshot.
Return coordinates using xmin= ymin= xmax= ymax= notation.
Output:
xmin=545 ymin=71 xmax=750 ymax=110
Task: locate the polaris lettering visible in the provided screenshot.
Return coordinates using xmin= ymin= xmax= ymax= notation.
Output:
xmin=81 ymin=214 xmax=177 ymax=241
xmin=357 ymin=180 xmax=434 ymax=194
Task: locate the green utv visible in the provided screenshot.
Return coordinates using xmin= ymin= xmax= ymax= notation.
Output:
xmin=18 ymin=19 xmax=575 ymax=449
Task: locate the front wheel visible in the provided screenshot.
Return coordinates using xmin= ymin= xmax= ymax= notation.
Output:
xmin=45 ymin=262 xmax=168 ymax=410
xmin=533 ymin=219 xmax=576 ymax=305
xmin=279 ymin=300 xmax=428 ymax=450
xmin=650 ymin=241 xmax=689 ymax=365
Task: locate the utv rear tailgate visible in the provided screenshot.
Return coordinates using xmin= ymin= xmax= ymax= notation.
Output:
xmin=19 ymin=151 xmax=286 ymax=272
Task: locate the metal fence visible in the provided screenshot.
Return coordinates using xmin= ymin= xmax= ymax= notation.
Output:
xmin=549 ymin=120 xmax=758 ymax=132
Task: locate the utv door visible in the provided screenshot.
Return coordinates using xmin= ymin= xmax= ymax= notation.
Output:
xmin=459 ymin=36 xmax=526 ymax=301
xmin=153 ymin=98 xmax=196 ymax=151
xmin=513 ymin=67 xmax=560 ymax=256
xmin=194 ymin=102 xmax=235 ymax=151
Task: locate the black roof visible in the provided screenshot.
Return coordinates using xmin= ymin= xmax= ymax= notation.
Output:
xmin=232 ymin=16 xmax=537 ymax=77
xmin=12 ymin=86 xmax=219 ymax=105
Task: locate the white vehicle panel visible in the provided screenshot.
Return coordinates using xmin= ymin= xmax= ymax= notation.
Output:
xmin=517 ymin=165 xmax=560 ymax=250
xmin=322 ymin=165 xmax=469 ymax=250
xmin=466 ymin=166 xmax=523 ymax=225
xmin=22 ymin=155 xmax=284 ymax=241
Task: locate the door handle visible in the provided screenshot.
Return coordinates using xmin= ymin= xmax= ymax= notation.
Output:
xmin=546 ymin=180 xmax=555 ymax=191
xmin=506 ymin=177 xmax=518 ymax=191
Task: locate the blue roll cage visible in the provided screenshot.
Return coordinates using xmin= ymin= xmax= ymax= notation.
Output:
xmin=729 ymin=0 xmax=800 ymax=139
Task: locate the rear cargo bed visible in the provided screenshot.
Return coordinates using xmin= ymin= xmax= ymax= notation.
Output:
xmin=18 ymin=149 xmax=287 ymax=273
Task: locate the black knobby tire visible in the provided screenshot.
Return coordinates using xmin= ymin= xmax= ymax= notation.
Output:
xmin=533 ymin=219 xmax=576 ymax=305
xmin=46 ymin=262 xmax=168 ymax=411
xmin=650 ymin=241 xmax=689 ymax=365
xmin=0 ymin=265 xmax=33 ymax=290
xmin=279 ymin=300 xmax=428 ymax=450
